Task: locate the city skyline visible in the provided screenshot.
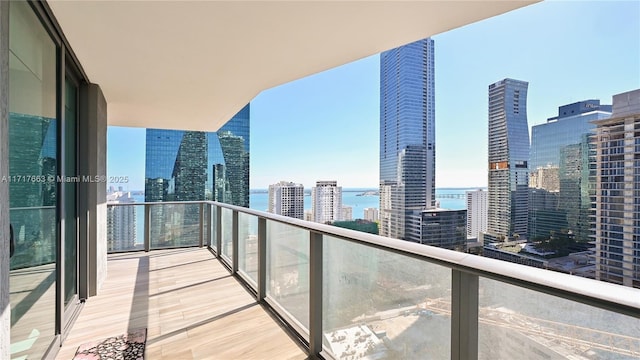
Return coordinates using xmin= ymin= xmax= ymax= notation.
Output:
xmin=107 ymin=1 xmax=639 ymax=190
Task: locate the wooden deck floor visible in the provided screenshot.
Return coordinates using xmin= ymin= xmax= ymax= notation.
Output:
xmin=55 ymin=248 xmax=308 ymax=359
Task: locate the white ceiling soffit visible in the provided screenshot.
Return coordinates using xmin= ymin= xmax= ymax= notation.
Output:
xmin=48 ymin=1 xmax=538 ymax=132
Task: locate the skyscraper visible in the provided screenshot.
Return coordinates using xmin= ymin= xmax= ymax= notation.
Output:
xmin=312 ymin=181 xmax=342 ymax=224
xmin=528 ymin=100 xmax=611 ymax=242
xmin=486 ymin=78 xmax=529 ymax=242
xmin=173 ymin=132 xmax=207 ymax=201
xmin=145 ymin=104 xmax=250 ymax=206
xmin=210 ymin=104 xmax=250 ymax=207
xmin=466 ymin=189 xmax=488 ymax=239
xmin=379 ymin=38 xmax=435 ymax=241
xmin=268 ymin=181 xmax=304 ymax=219
xmin=106 ymin=191 xmax=138 ymax=252
xmin=593 ymin=89 xmax=640 ymax=288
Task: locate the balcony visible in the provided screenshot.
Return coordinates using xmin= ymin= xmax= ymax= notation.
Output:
xmin=55 ymin=248 xmax=306 ymax=359
xmin=60 ymin=201 xmax=639 ymax=359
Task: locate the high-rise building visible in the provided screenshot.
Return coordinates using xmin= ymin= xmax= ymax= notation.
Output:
xmin=268 ymin=181 xmax=304 ymax=219
xmin=363 ymin=208 xmax=379 ymax=222
xmin=145 ymin=104 xmax=250 ymax=206
xmin=593 ymin=89 xmax=640 ymax=288
xmin=418 ymin=209 xmax=467 ymax=251
xmin=528 ymin=100 xmax=612 ymax=242
xmin=486 ymin=78 xmax=529 ymax=242
xmin=379 ymin=38 xmax=435 ymax=241
xmin=466 ymin=189 xmax=488 ymax=239
xmin=106 ymin=191 xmax=138 ymax=252
xmin=312 ymin=181 xmax=342 ymax=224
xmin=342 ymin=206 xmax=353 ymax=221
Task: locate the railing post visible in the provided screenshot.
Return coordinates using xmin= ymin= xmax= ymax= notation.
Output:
xmin=144 ymin=204 xmax=150 ymax=252
xmin=451 ymin=269 xmax=479 ymax=360
xmin=206 ymin=204 xmax=212 ymax=247
xmin=232 ymin=210 xmax=239 ymax=273
xmin=257 ymin=217 xmax=267 ymax=301
xmin=216 ymin=206 xmax=222 ymax=256
xmin=199 ymin=203 xmax=204 ymax=248
xmin=309 ymin=231 xmax=323 ymax=357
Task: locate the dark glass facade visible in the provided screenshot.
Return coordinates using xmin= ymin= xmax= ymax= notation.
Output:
xmin=529 ymin=101 xmax=611 ymax=242
xmin=145 ymin=104 xmax=250 ymax=207
xmin=379 ymin=38 xmax=435 ymax=241
xmin=487 ymin=78 xmax=529 ymax=241
xmin=417 ymin=209 xmax=467 ymax=251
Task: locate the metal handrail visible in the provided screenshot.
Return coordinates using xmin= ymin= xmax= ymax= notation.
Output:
xmin=9 ymin=206 xmax=56 ymax=210
xmin=203 ymin=200 xmax=640 ymax=319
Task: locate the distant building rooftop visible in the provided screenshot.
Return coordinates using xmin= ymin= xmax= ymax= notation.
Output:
xmin=546 ymin=99 xmax=612 ymax=122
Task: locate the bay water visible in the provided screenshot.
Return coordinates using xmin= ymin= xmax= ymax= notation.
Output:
xmin=250 ymin=188 xmax=476 ymax=219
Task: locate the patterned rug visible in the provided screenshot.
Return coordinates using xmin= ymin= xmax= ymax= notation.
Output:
xmin=73 ymin=328 xmax=146 ymax=360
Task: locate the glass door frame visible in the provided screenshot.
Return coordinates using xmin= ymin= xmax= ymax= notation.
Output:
xmin=60 ymin=63 xmax=82 ymax=335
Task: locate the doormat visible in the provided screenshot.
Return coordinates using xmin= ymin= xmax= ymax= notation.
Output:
xmin=73 ymin=328 xmax=146 ymax=360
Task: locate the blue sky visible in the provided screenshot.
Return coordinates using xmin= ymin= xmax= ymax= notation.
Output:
xmin=108 ymin=0 xmax=640 ymax=191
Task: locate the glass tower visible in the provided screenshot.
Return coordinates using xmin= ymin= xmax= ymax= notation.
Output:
xmin=145 ymin=104 xmax=250 ymax=207
xmin=379 ymin=38 xmax=435 ymax=241
xmin=529 ymin=100 xmax=611 ymax=243
xmin=487 ymin=78 xmax=529 ymax=241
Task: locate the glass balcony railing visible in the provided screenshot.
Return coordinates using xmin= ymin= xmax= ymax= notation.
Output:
xmin=106 ymin=203 xmax=145 ymax=252
xmin=106 ymin=201 xmax=640 ymax=360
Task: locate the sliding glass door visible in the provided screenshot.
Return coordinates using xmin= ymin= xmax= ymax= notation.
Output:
xmin=8 ymin=1 xmax=58 ymax=358
xmin=9 ymin=1 xmax=83 ymax=357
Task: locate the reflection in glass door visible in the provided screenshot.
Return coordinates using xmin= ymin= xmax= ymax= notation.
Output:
xmin=8 ymin=1 xmax=58 ymax=358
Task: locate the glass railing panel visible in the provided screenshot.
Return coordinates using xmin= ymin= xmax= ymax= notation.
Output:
xmin=266 ymin=221 xmax=310 ymax=335
xmin=478 ymin=278 xmax=640 ymax=360
xmin=149 ymin=203 xmax=200 ymax=249
xmin=323 ymin=236 xmax=452 ymax=359
xmin=238 ymin=212 xmax=258 ymax=285
xmin=107 ymin=204 xmax=145 ymax=253
xmin=221 ymin=207 xmax=233 ymax=263
xmin=203 ymin=204 xmax=211 ymax=247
